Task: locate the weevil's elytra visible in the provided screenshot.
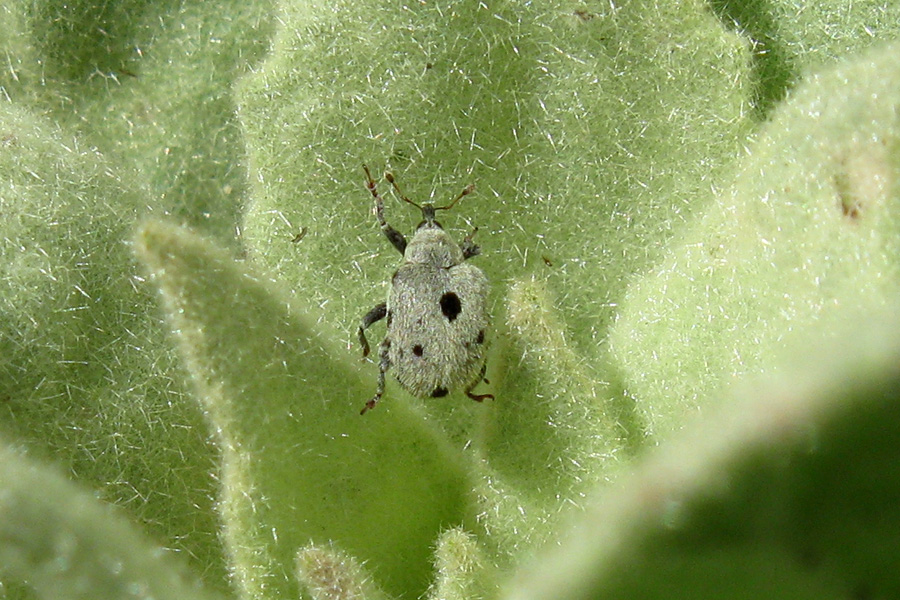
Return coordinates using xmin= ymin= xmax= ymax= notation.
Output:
xmin=357 ymin=165 xmax=493 ymax=415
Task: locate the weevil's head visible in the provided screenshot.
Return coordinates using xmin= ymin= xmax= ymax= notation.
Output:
xmin=415 ymin=203 xmax=443 ymax=231
xmin=383 ymin=171 xmax=476 ymax=267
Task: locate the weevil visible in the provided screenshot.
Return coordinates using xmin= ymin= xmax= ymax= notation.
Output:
xmin=358 ymin=166 xmax=493 ymax=414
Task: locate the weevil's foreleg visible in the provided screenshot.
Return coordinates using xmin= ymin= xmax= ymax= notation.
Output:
xmin=461 ymin=226 xmax=481 ymax=260
xmin=361 ymin=339 xmax=391 ymax=415
xmin=363 ymin=165 xmax=407 ymax=254
xmin=465 ymin=361 xmax=494 ymax=402
xmin=358 ymin=303 xmax=387 ymax=357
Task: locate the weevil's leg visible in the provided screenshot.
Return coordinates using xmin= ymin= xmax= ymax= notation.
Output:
xmin=465 ymin=361 xmax=494 ymax=402
xmin=361 ymin=339 xmax=391 ymax=415
xmin=358 ymin=303 xmax=387 ymax=357
xmin=363 ymin=165 xmax=407 ymax=254
xmin=461 ymin=226 xmax=481 ymax=260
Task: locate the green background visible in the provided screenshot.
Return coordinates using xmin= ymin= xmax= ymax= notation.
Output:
xmin=1 ymin=1 xmax=899 ymax=598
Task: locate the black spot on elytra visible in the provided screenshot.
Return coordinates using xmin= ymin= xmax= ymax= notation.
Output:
xmin=440 ymin=292 xmax=461 ymax=321
xmin=431 ymin=386 xmax=448 ymax=398
xmin=413 ymin=344 xmax=424 ymax=357
xmin=476 ymin=329 xmax=485 ymax=344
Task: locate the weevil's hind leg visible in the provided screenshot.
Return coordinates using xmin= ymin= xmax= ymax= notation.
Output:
xmin=465 ymin=361 xmax=494 ymax=402
xmin=461 ymin=226 xmax=481 ymax=260
xmin=361 ymin=340 xmax=391 ymax=415
xmin=358 ymin=302 xmax=387 ymax=357
xmin=363 ymin=165 xmax=407 ymax=254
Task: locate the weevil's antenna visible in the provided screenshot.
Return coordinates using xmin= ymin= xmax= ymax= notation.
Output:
xmin=436 ymin=182 xmax=475 ymax=211
xmin=386 ymin=171 xmax=474 ymax=212
xmin=385 ymin=172 xmax=422 ymax=210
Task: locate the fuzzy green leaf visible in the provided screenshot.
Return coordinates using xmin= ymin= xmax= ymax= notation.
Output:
xmin=295 ymin=543 xmax=394 ymax=600
xmin=0 ymin=102 xmax=227 ymax=591
xmin=136 ymin=219 xmax=475 ymax=599
xmin=611 ymin=41 xmax=900 ymax=440
xmin=426 ymin=528 xmax=498 ymax=600
xmin=710 ymin=0 xmax=900 ymax=115
xmin=2 ymin=0 xmax=276 ymax=246
xmin=0 ymin=440 xmax=223 ymax=600
xmin=506 ymin=307 xmax=900 ymax=599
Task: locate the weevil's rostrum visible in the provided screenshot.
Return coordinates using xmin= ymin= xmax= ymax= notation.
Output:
xmin=357 ymin=166 xmax=493 ymax=415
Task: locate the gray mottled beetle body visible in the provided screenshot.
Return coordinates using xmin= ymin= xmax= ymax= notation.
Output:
xmin=358 ymin=166 xmax=493 ymax=415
